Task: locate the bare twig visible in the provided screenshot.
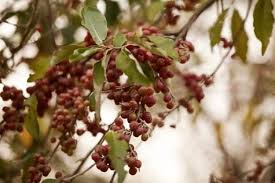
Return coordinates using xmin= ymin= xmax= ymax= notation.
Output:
xmin=175 ymin=0 xmax=217 ymax=41
xmin=70 ymin=134 xmax=105 ymax=177
xmin=64 ymin=163 xmax=96 ymax=181
xmin=210 ymin=0 xmax=252 ymax=76
xmin=109 ymin=171 xmax=117 ymax=183
xmin=239 ymin=160 xmax=275 ymax=178
xmin=0 ymin=20 xmax=26 ymax=28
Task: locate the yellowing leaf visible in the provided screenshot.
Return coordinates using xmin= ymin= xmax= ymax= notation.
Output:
xmin=24 ymin=95 xmax=40 ymax=142
xmin=253 ymin=0 xmax=274 ymax=54
xmin=209 ymin=9 xmax=228 ymax=48
xmin=231 ymin=9 xmax=248 ymax=63
xmin=28 ymin=55 xmax=50 ymax=82
xmin=146 ymin=1 xmax=164 ymax=22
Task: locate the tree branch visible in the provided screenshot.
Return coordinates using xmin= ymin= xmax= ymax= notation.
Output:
xmin=175 ymin=0 xmax=217 ymax=41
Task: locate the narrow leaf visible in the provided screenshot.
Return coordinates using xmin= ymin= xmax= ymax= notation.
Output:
xmin=253 ymin=0 xmax=274 ymax=54
xmin=105 ymin=131 xmax=128 ymax=183
xmin=24 ymin=95 xmax=40 ymax=141
xmin=93 ymin=61 xmax=105 ymax=85
xmin=89 ymin=93 xmax=96 ymax=111
xmin=209 ymin=9 xmax=228 ymax=48
xmin=231 ymin=10 xmax=248 ymax=63
xmin=113 ymin=33 xmax=127 ymax=47
xmin=116 ymin=50 xmax=151 ymax=85
xmin=81 ymin=7 xmax=108 ymax=45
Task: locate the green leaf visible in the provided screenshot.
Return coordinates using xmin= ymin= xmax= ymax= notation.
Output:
xmin=51 ymin=43 xmax=84 ymax=65
xmin=85 ymin=0 xmax=98 ymax=7
xmin=105 ymin=0 xmax=120 ymax=26
xmin=148 ymin=35 xmax=178 ymax=59
xmin=81 ymin=6 xmax=108 ymax=45
xmin=209 ymin=9 xmax=228 ymax=48
xmin=231 ymin=10 xmax=248 ymax=63
xmin=140 ymin=63 xmax=155 ymax=82
xmin=113 ymin=33 xmax=127 ymax=47
xmin=24 ymin=95 xmax=40 ymax=142
xmin=105 ymin=131 xmax=128 ymax=183
xmin=146 ymin=1 xmax=164 ymax=22
xmin=41 ymin=179 xmax=58 ymax=183
xmin=89 ymin=93 xmax=96 ymax=111
xmin=253 ymin=0 xmax=274 ymax=54
xmin=69 ymin=47 xmax=101 ymax=62
xmin=93 ymin=61 xmax=105 ymax=85
xmin=116 ymin=50 xmax=151 ymax=85
xmin=28 ymin=55 xmax=50 ymax=82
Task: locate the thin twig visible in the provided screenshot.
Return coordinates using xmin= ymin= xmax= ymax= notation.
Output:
xmin=239 ymin=160 xmax=275 ymax=178
xmin=48 ymin=141 xmax=61 ymax=162
xmin=0 ymin=20 xmax=26 ymax=28
xmin=175 ymin=0 xmax=217 ymax=41
xmin=70 ymin=134 xmax=105 ymax=176
xmin=109 ymin=171 xmax=117 ymax=183
xmin=64 ymin=163 xmax=96 ymax=181
xmin=210 ymin=0 xmax=252 ymax=76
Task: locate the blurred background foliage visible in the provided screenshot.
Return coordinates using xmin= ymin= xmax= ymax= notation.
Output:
xmin=0 ymin=0 xmax=275 ymax=183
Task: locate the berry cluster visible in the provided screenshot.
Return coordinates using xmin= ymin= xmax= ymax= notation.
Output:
xmin=92 ymin=145 xmax=112 ymax=172
xmin=175 ymin=39 xmax=194 ymax=64
xmin=106 ymin=51 xmax=123 ymax=83
xmin=125 ymin=145 xmax=142 ymax=175
xmin=27 ymin=154 xmax=51 ymax=183
xmin=0 ymin=86 xmax=25 ymax=135
xmin=107 ymin=85 xmax=155 ymax=138
xmin=182 ymin=73 xmax=212 ymax=102
xmin=27 ymin=61 xmax=93 ymax=116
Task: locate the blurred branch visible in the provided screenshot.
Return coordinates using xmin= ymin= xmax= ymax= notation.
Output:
xmin=174 ymin=0 xmax=217 ymax=41
xmin=0 ymin=20 xmax=26 ymax=28
xmin=64 ymin=163 xmax=96 ymax=181
xmin=109 ymin=171 xmax=116 ymax=183
xmin=69 ymin=134 xmax=106 ymax=182
xmin=210 ymin=0 xmax=252 ymax=77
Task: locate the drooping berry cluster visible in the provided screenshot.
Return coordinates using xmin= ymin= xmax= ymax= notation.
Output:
xmin=27 ymin=154 xmax=51 ymax=183
xmin=125 ymin=145 xmax=142 ymax=175
xmin=0 ymin=86 xmax=25 ymax=135
xmin=107 ymin=85 xmax=155 ymax=139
